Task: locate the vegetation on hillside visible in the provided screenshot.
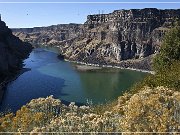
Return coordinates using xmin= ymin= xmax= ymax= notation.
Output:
xmin=0 ymin=24 xmax=180 ymax=133
xmin=118 ymin=86 xmax=180 ymax=132
xmin=0 ymin=87 xmax=179 ymax=133
xmin=0 ymin=96 xmax=120 ymax=132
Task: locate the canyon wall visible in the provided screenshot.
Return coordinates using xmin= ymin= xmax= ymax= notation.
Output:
xmin=12 ymin=8 xmax=180 ymax=70
xmin=0 ymin=18 xmax=32 ymax=83
xmin=13 ymin=24 xmax=84 ymax=45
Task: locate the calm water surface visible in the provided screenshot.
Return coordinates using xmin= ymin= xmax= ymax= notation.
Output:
xmin=0 ymin=47 xmax=148 ymax=112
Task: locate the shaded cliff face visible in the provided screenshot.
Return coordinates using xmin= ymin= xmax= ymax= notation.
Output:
xmin=0 ymin=19 xmax=32 ymax=82
xmin=12 ymin=8 xmax=180 ymax=70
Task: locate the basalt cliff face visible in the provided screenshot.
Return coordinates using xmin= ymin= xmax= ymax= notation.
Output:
xmin=0 ymin=19 xmax=32 ymax=83
xmin=12 ymin=8 xmax=180 ymax=70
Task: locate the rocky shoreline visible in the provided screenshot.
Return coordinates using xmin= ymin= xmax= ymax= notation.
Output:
xmin=65 ymin=58 xmax=154 ymax=74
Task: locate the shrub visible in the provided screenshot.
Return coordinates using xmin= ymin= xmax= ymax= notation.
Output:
xmin=153 ymin=25 xmax=180 ymax=72
xmin=119 ymin=86 xmax=180 ymax=132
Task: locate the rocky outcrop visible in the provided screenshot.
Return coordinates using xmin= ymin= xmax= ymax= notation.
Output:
xmin=12 ymin=8 xmax=180 ymax=70
xmin=0 ymin=18 xmax=32 ymax=83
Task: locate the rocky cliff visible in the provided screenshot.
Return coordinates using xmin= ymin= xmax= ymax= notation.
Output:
xmin=12 ymin=8 xmax=180 ymax=70
xmin=13 ymin=23 xmax=84 ymax=45
xmin=0 ymin=18 xmax=32 ymax=84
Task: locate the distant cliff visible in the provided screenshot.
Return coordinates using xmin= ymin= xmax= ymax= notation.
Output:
xmin=0 ymin=18 xmax=32 ymax=84
xmin=12 ymin=8 xmax=180 ymax=70
xmin=12 ymin=24 xmax=84 ymax=45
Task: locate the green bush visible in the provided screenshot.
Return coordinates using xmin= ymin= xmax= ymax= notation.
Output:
xmin=153 ymin=25 xmax=180 ymax=72
xmin=147 ymin=61 xmax=180 ymax=89
xmin=152 ymin=24 xmax=180 ymax=90
xmin=131 ymin=61 xmax=180 ymax=94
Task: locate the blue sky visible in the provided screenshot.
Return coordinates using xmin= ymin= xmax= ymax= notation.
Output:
xmin=0 ymin=0 xmax=179 ymax=28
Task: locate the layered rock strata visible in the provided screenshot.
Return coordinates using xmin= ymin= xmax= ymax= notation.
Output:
xmin=12 ymin=8 xmax=180 ymax=70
